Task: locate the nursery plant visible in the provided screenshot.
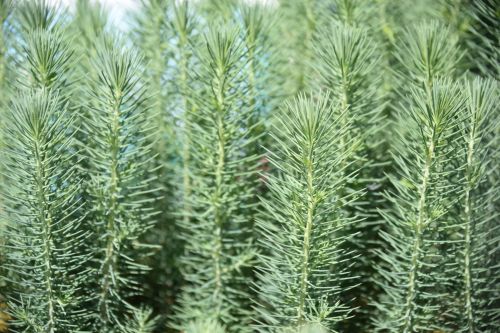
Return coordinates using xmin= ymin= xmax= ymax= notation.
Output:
xmin=0 ymin=0 xmax=498 ymax=332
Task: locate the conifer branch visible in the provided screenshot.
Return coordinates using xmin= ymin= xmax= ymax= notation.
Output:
xmin=175 ymin=26 xmax=257 ymax=332
xmin=85 ymin=38 xmax=158 ymax=332
xmin=255 ymin=93 xmax=357 ymax=331
xmin=374 ymin=78 xmax=464 ymax=332
xmin=455 ymin=77 xmax=499 ymax=332
xmin=1 ymin=89 xmax=88 ymax=332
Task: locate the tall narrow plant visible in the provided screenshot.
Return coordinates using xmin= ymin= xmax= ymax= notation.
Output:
xmin=311 ymin=22 xmax=386 ymax=330
xmin=254 ymin=93 xmax=358 ymax=332
xmin=84 ymin=38 xmax=158 ymax=332
xmin=1 ymin=89 xmax=89 ymax=333
xmin=174 ymin=27 xmax=258 ymax=332
xmin=374 ymin=79 xmax=465 ymax=332
xmin=453 ymin=77 xmax=499 ymax=332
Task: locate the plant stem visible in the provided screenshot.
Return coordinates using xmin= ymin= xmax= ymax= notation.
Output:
xmin=98 ymin=94 xmax=121 ymax=329
xmin=297 ymin=146 xmax=315 ymax=325
xmin=212 ymin=73 xmax=226 ymax=318
xmin=463 ymin=120 xmax=477 ymax=333
xmin=34 ymin=141 xmax=56 ymax=333
xmin=402 ymin=137 xmax=434 ymax=332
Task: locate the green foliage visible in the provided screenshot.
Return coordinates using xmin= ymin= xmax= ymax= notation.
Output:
xmin=465 ymin=0 xmax=499 ymax=78
xmin=452 ymin=77 xmax=499 ymax=332
xmin=20 ymin=28 xmax=75 ymax=91
xmin=184 ymin=318 xmax=226 ymax=333
xmin=84 ymin=38 xmax=158 ymax=332
xmin=311 ymin=21 xmax=387 ymax=331
xmin=254 ymin=93 xmax=357 ymax=331
xmin=131 ymin=0 xmax=185 ymax=319
xmin=0 ymin=1 xmax=498 ymax=332
xmin=174 ymin=26 xmax=258 ymax=332
xmin=374 ymin=79 xmax=465 ymax=332
xmin=0 ymin=0 xmax=12 ymax=98
xmin=395 ymin=21 xmax=460 ymax=90
xmin=1 ymin=89 xmax=88 ymax=333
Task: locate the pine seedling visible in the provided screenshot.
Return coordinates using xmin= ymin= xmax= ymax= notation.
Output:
xmin=84 ymin=38 xmax=158 ymax=332
xmin=452 ymin=77 xmax=499 ymax=332
xmin=174 ymin=27 xmax=258 ymax=332
xmin=391 ymin=21 xmax=461 ymax=171
xmin=1 ymin=89 xmax=89 ymax=333
xmin=311 ymin=21 xmax=386 ymax=331
xmin=373 ymin=78 xmax=465 ymax=332
xmin=254 ymin=93 xmax=358 ymax=332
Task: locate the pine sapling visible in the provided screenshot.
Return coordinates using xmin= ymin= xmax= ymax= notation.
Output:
xmin=311 ymin=21 xmax=386 ymax=330
xmin=454 ymin=77 xmax=499 ymax=332
xmin=1 ymin=89 xmax=89 ymax=332
xmin=374 ymin=78 xmax=464 ymax=332
xmin=255 ymin=93 xmax=358 ymax=331
xmin=174 ymin=27 xmax=258 ymax=332
xmin=84 ymin=38 xmax=158 ymax=332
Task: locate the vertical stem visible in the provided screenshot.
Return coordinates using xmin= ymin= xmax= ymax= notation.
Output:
xmin=402 ymin=138 xmax=435 ymax=332
xmin=98 ymin=95 xmax=121 ymax=329
xmin=297 ymin=146 xmax=315 ymax=325
xmin=212 ymin=74 xmax=226 ymax=317
xmin=463 ymin=122 xmax=476 ymax=333
xmin=34 ymin=141 xmax=55 ymax=333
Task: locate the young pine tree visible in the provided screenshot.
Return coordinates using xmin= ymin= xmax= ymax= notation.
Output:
xmin=374 ymin=79 xmax=465 ymax=332
xmin=452 ymin=77 xmax=499 ymax=332
xmin=255 ymin=93 xmax=358 ymax=332
xmin=2 ymin=11 xmax=97 ymax=332
xmin=1 ymin=89 xmax=89 ymax=333
xmin=84 ymin=38 xmax=158 ymax=332
xmin=311 ymin=21 xmax=386 ymax=331
xmin=174 ymin=27 xmax=258 ymax=332
xmin=374 ymin=21 xmax=465 ymax=332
